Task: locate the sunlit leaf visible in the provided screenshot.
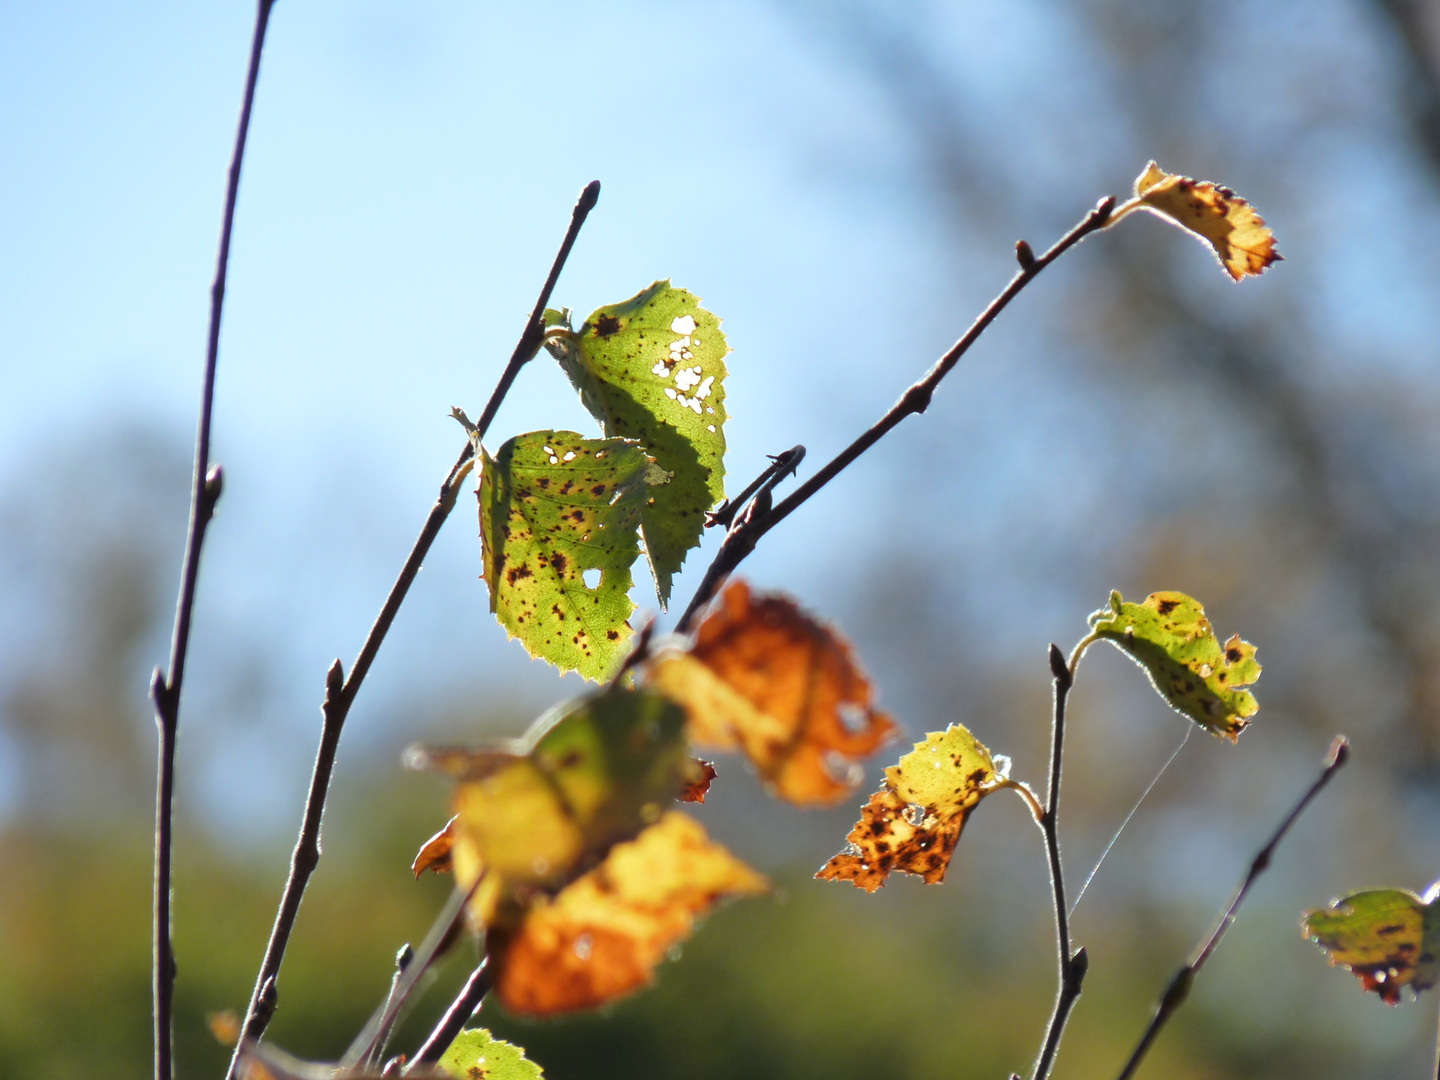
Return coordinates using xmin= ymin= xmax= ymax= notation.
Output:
xmin=679 ymin=759 xmax=718 ymax=803
xmin=1128 ymin=161 xmax=1281 ymax=280
xmin=1303 ymin=886 xmax=1440 ymax=1005
xmin=646 ymin=580 xmax=898 ymax=806
xmin=407 ymin=689 xmax=690 ymax=925
xmin=817 ymin=725 xmax=1002 ymax=892
xmin=413 ymin=817 xmax=457 ymax=877
xmin=1088 ymin=590 xmax=1259 ymax=742
xmin=480 ymin=430 xmax=654 ymax=681
xmin=544 ymin=282 xmax=729 ymax=608
xmin=439 ymin=1028 xmax=544 ymax=1080
xmin=489 ymin=812 xmax=767 ymax=1015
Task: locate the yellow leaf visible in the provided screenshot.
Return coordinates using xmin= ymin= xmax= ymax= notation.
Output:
xmin=490 ymin=812 xmax=767 ymax=1015
xmin=1130 ymin=161 xmax=1281 ymax=280
xmin=646 ymin=580 xmax=898 ymax=806
xmin=817 ymin=725 xmax=1001 ymax=892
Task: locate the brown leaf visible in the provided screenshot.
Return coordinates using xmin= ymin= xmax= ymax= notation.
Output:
xmin=490 ymin=812 xmax=767 ymax=1015
xmin=412 ymin=816 xmax=457 ymax=877
xmin=646 ymin=580 xmax=898 ymax=806
xmin=1131 ymin=161 xmax=1281 ymax=280
xmin=817 ymin=725 xmax=1000 ymax=892
xmin=679 ymin=759 xmax=718 ymax=803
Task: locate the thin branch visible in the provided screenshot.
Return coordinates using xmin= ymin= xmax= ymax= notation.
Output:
xmin=226 ymin=181 xmax=600 ymax=1080
xmin=673 ymin=198 xmax=1117 ymax=626
xmin=1030 ymin=643 xmax=1088 ymax=1080
xmin=1114 ymin=735 xmax=1351 ymax=1080
xmin=364 ymin=944 xmax=415 ymax=1069
xmin=152 ymin=2 xmax=274 ymax=1077
xmin=704 ymin=445 xmax=806 ymax=530
xmin=404 ymin=959 xmax=494 ymax=1072
xmin=673 ymin=445 xmax=807 ymax=634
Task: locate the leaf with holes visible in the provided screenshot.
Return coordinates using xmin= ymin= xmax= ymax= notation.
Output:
xmin=645 ymin=580 xmax=898 ymax=806
xmin=488 ymin=812 xmax=767 ymax=1016
xmin=480 ymin=430 xmax=655 ymax=681
xmin=1125 ymin=161 xmax=1281 ymax=280
xmin=406 ymin=688 xmax=691 ymax=927
xmin=544 ymin=282 xmax=729 ymax=608
xmin=439 ymin=1029 xmax=544 ymax=1080
xmin=1088 ymin=590 xmax=1260 ymax=741
xmin=1304 ymin=886 xmax=1440 ymax=1005
xmin=817 ymin=725 xmax=1004 ymax=892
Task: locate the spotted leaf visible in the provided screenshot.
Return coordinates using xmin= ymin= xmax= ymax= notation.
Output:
xmin=406 ymin=688 xmax=691 ymax=927
xmin=1127 ymin=161 xmax=1281 ymax=280
xmin=439 ymin=1028 xmax=544 ymax=1080
xmin=479 ymin=430 xmax=653 ymax=681
xmin=488 ymin=812 xmax=767 ymax=1016
xmin=544 ymin=282 xmax=728 ymax=608
xmin=1304 ymin=886 xmax=1440 ymax=1005
xmin=1088 ymin=590 xmax=1260 ymax=741
xmin=817 ymin=725 xmax=1001 ymax=892
xmin=646 ymin=580 xmax=898 ymax=807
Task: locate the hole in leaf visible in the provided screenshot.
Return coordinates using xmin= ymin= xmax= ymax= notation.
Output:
xmin=583 ymin=568 xmax=601 ymax=589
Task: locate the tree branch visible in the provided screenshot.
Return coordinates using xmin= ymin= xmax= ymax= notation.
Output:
xmin=1029 ymin=644 xmax=1088 ymax=1080
xmin=152 ymin=3 xmax=274 ymax=1077
xmin=404 ymin=959 xmax=494 ymax=1072
xmin=673 ymin=198 xmax=1117 ymax=626
xmin=1114 ymin=736 xmax=1350 ymax=1080
xmin=225 ymin=181 xmax=600 ymax=1079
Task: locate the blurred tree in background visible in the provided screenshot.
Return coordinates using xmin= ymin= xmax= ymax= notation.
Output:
xmin=2 ymin=1 xmax=1439 ymax=1078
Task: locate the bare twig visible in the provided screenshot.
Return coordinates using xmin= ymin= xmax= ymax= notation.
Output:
xmin=363 ymin=944 xmax=415 ymax=1069
xmin=673 ymin=445 xmax=806 ymax=634
xmin=405 ymin=960 xmax=494 ymax=1072
xmin=1030 ymin=644 xmax=1088 ymax=1080
xmin=151 ymin=3 xmax=274 ymax=1077
xmin=1114 ymin=736 xmax=1350 ymax=1080
xmin=674 ymin=199 xmax=1117 ymax=626
xmin=226 ymin=181 xmax=600 ymax=1079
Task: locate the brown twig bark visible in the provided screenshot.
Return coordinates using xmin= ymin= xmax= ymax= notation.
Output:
xmin=404 ymin=960 xmax=494 ymax=1072
xmin=1028 ymin=644 xmax=1089 ymax=1080
xmin=673 ymin=197 xmax=1117 ymax=630
xmin=1114 ymin=736 xmax=1350 ymax=1080
xmin=225 ymin=181 xmax=599 ymax=1080
xmin=151 ymin=3 xmax=274 ymax=1077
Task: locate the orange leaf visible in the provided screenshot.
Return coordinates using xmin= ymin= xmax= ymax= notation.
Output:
xmin=1130 ymin=161 xmax=1281 ymax=280
xmin=490 ymin=812 xmax=767 ymax=1015
xmin=411 ymin=816 xmax=457 ymax=877
xmin=647 ymin=580 xmax=898 ymax=806
xmin=817 ymin=725 xmax=1000 ymax=892
xmin=680 ymin=759 xmax=718 ymax=803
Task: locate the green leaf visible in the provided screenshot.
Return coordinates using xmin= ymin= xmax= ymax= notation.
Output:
xmin=1303 ymin=886 xmax=1440 ymax=1005
xmin=408 ymin=687 xmax=692 ymax=926
xmin=1088 ymin=590 xmax=1260 ymax=742
xmin=544 ymin=282 xmax=729 ymax=608
xmin=440 ymin=1028 xmax=544 ymax=1079
xmin=480 ymin=430 xmax=651 ymax=681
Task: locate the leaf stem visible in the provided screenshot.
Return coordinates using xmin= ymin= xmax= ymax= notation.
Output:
xmin=674 ymin=198 xmax=1117 ymax=626
xmin=1030 ymin=643 xmax=1088 ymax=1080
xmin=404 ymin=959 xmax=494 ymax=1072
xmin=225 ymin=182 xmax=599 ymax=1080
xmin=152 ymin=3 xmax=273 ymax=1077
xmin=1113 ymin=735 xmax=1350 ymax=1080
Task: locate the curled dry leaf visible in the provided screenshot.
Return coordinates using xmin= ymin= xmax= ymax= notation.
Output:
xmin=1129 ymin=161 xmax=1281 ymax=280
xmin=1304 ymin=886 xmax=1440 ymax=1005
xmin=412 ymin=816 xmax=457 ymax=877
xmin=406 ymin=688 xmax=690 ymax=926
xmin=1089 ymin=590 xmax=1260 ymax=742
xmin=646 ymin=580 xmax=898 ymax=806
xmin=489 ymin=812 xmax=767 ymax=1016
xmin=818 ymin=725 xmax=1001 ymax=892
xmin=680 ymin=758 xmax=718 ymax=803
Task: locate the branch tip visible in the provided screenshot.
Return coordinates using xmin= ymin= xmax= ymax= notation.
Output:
xmin=1326 ymin=734 xmax=1350 ymax=769
xmin=325 ymin=659 xmax=345 ymax=700
xmin=1047 ymin=643 xmax=1070 ymax=686
xmin=577 ymin=180 xmax=601 ymax=213
xmin=203 ymin=463 xmax=225 ymax=502
xmin=395 ymin=943 xmax=414 ymax=971
xmin=1016 ymin=239 xmax=1037 ymax=270
xmin=1093 ymin=195 xmax=1118 ymax=224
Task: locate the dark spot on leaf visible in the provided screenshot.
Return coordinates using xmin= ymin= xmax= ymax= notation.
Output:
xmin=606 ymin=629 xmax=620 ymax=640
xmin=595 ymin=314 xmax=622 ymax=337
xmin=1226 ymin=647 xmax=1241 ymax=662
xmin=551 ymin=553 xmax=568 ymax=573
xmin=1156 ymin=598 xmax=1179 ymax=615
